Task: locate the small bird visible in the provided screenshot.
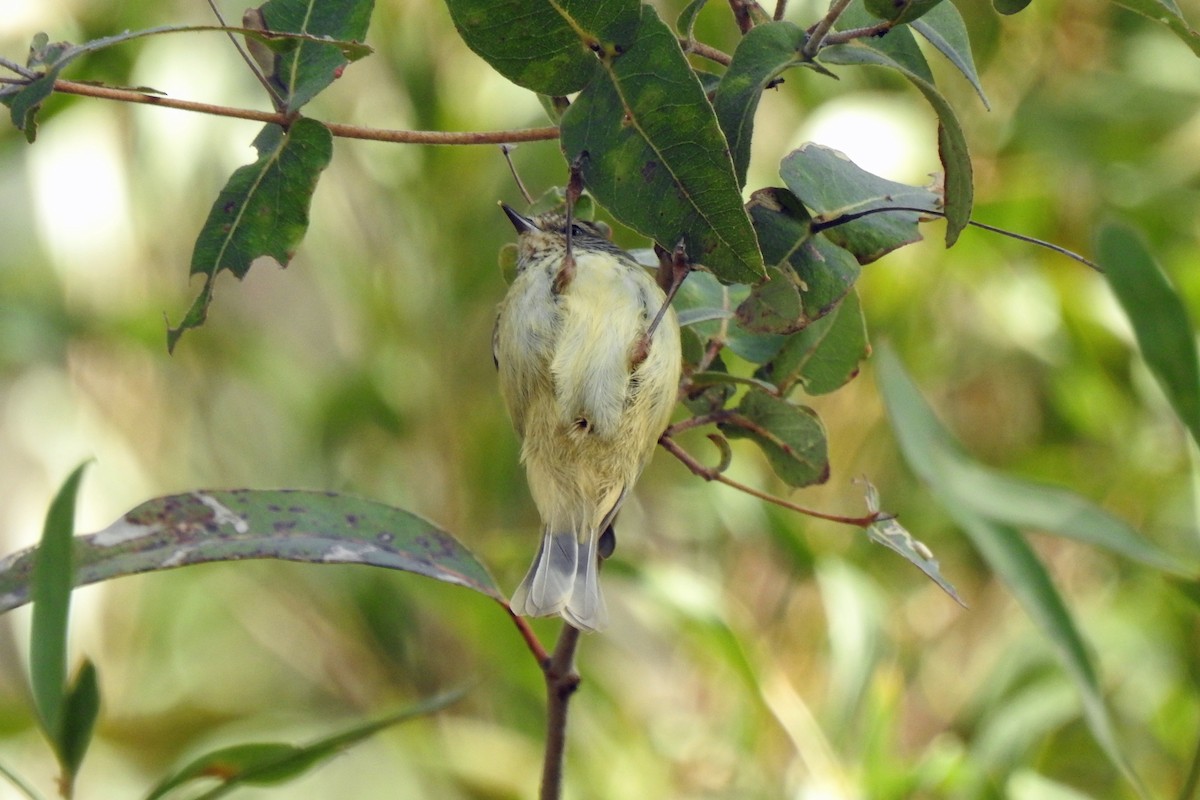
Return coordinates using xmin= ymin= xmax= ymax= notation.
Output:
xmin=494 ymin=203 xmax=682 ymax=631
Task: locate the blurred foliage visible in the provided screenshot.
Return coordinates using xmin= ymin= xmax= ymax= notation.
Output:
xmin=1 ymin=0 xmax=1200 ymax=798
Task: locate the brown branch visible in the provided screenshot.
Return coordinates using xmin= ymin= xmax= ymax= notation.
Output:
xmin=506 ymin=604 xmax=550 ymax=665
xmin=802 ymin=0 xmax=853 ymax=58
xmin=678 ymin=38 xmax=733 ymax=67
xmin=540 ymin=622 xmax=583 ymax=800
xmin=820 ymin=20 xmax=895 ymax=46
xmin=659 ymin=434 xmax=882 ymax=527
xmin=50 ymin=79 xmax=560 ymax=144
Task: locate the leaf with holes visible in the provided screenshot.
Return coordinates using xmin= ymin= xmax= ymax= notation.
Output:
xmin=560 ymin=4 xmax=763 ymax=283
xmin=0 ymin=490 xmax=503 ymax=616
xmin=169 ymin=119 xmax=333 ymax=352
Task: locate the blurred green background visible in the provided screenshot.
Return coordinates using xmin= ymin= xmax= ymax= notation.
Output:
xmin=1 ymin=0 xmax=1199 ymax=797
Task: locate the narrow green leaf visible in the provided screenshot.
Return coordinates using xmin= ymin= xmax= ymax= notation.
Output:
xmin=993 ymin=0 xmax=1033 ymax=14
xmin=560 ymin=4 xmax=764 ymax=283
xmin=747 ymin=187 xmax=861 ymax=323
xmin=712 ymin=21 xmax=808 ymax=187
xmin=1097 ymin=223 xmax=1200 ymax=449
xmin=445 ymin=0 xmax=640 ymax=95
xmin=780 ymin=144 xmax=937 ymax=263
xmin=30 ymin=463 xmax=88 ymax=744
xmin=720 ymin=388 xmax=829 ymax=487
xmin=819 ymin=39 xmax=973 ymax=245
xmin=861 ymin=479 xmax=964 ymax=605
xmin=169 ymin=118 xmax=333 ymax=351
xmin=1110 ymin=0 xmax=1200 ymax=57
xmin=875 ymin=345 xmax=1161 ymax=797
xmin=912 ymin=2 xmax=990 ymax=109
xmin=0 ymin=759 xmax=45 ymax=800
xmin=835 ymin=2 xmax=934 ymax=81
xmin=0 ymin=490 xmax=503 ymax=615
xmin=874 ymin=345 xmax=1197 ymax=573
xmin=145 ymin=689 xmax=464 ymax=800
xmin=258 ymin=0 xmax=375 ymax=112
xmin=758 ymin=289 xmax=870 ymax=395
xmin=58 ymin=659 xmax=100 ymax=780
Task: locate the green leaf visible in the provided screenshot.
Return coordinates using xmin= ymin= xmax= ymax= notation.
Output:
xmin=1097 ymin=223 xmax=1200 ymax=449
xmin=30 ymin=462 xmax=88 ymax=744
xmin=861 ymin=480 xmax=964 ymax=605
xmin=677 ymin=0 xmax=708 ymax=39
xmin=1110 ymin=0 xmax=1200 ymax=57
xmin=169 ymin=119 xmax=333 ymax=352
xmin=444 ymin=0 xmax=640 ymax=95
xmin=911 ymin=2 xmax=989 ymax=109
xmin=560 ymin=4 xmax=764 ymax=283
xmin=674 ymin=271 xmax=786 ymax=364
xmin=735 ymin=266 xmax=804 ymax=334
xmin=144 ymin=689 xmax=464 ymax=800
xmin=747 ymin=187 xmax=861 ymax=321
xmin=874 ymin=345 xmax=1197 ymax=574
xmin=876 ymin=347 xmax=1150 ymax=794
xmin=993 ymin=0 xmax=1033 ymax=14
xmin=58 ymin=659 xmax=100 ymax=780
xmin=835 ymin=2 xmax=934 ymax=81
xmin=712 ymin=21 xmax=809 ymax=188
xmin=780 ymin=144 xmax=937 ymax=264
xmin=720 ymin=388 xmax=829 ymax=487
xmin=258 ymin=0 xmax=374 ymax=112
xmin=0 ymin=490 xmax=503 ymax=615
xmin=758 ymin=289 xmax=870 ymax=395
xmin=863 ymin=0 xmax=947 ymax=26
xmin=819 ymin=35 xmax=973 ymax=246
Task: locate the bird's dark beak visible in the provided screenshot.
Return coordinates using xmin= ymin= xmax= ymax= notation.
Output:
xmin=500 ymin=202 xmax=536 ymax=234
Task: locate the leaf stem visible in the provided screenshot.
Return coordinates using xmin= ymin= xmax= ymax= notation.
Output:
xmin=660 ymin=434 xmax=881 ymax=527
xmin=820 ymin=20 xmax=895 ymax=45
xmin=507 ymin=604 xmax=550 ymax=665
xmin=678 ymin=37 xmax=733 ymax=67
xmin=539 ymin=623 xmax=582 ymax=800
xmin=48 ymin=79 xmax=560 ymax=144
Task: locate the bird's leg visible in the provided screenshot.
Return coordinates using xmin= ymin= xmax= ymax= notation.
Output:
xmin=553 ymin=155 xmax=587 ymax=295
xmin=632 ymin=240 xmax=691 ymax=367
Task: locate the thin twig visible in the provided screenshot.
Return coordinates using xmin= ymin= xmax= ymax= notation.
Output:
xmin=507 ymin=604 xmax=550 ymax=665
xmin=820 ymin=20 xmax=894 ymax=45
xmin=803 ymin=0 xmax=854 ymax=58
xmin=540 ymin=623 xmax=583 ymax=800
xmin=678 ymin=37 xmax=733 ymax=67
xmin=48 ymin=79 xmax=559 ymax=143
xmin=660 ymin=434 xmax=882 ymax=527
xmin=0 ymin=56 xmax=38 ymax=80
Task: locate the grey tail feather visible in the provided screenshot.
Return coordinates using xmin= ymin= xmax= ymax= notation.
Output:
xmin=510 ymin=529 xmax=577 ymax=619
xmin=562 ymin=527 xmax=608 ymax=632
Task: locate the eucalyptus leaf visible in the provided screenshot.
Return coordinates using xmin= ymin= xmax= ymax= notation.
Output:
xmin=876 ymin=346 xmax=1152 ymax=793
xmin=1097 ymin=223 xmax=1200 ymax=449
xmin=720 ymin=388 xmax=829 ymax=487
xmin=560 ymin=4 xmax=763 ymax=283
xmin=169 ymin=118 xmax=333 ymax=352
xmin=712 ymin=21 xmax=809 ymax=187
xmin=780 ymin=145 xmax=937 ymax=264
xmin=1110 ymin=0 xmax=1200 ymax=56
xmin=861 ymin=480 xmax=964 ymax=605
xmin=819 ymin=39 xmax=973 ymax=245
xmin=912 ymin=2 xmax=989 ymax=109
xmin=444 ymin=0 xmax=640 ymax=95
xmin=758 ymin=289 xmax=870 ymax=395
xmin=0 ymin=490 xmax=503 ymax=615
xmin=145 ymin=689 xmax=465 ymax=800
xmin=257 ymin=0 xmax=375 ymax=112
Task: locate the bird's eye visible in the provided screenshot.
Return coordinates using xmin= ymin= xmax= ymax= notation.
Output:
xmin=569 ymin=224 xmax=586 ymax=238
